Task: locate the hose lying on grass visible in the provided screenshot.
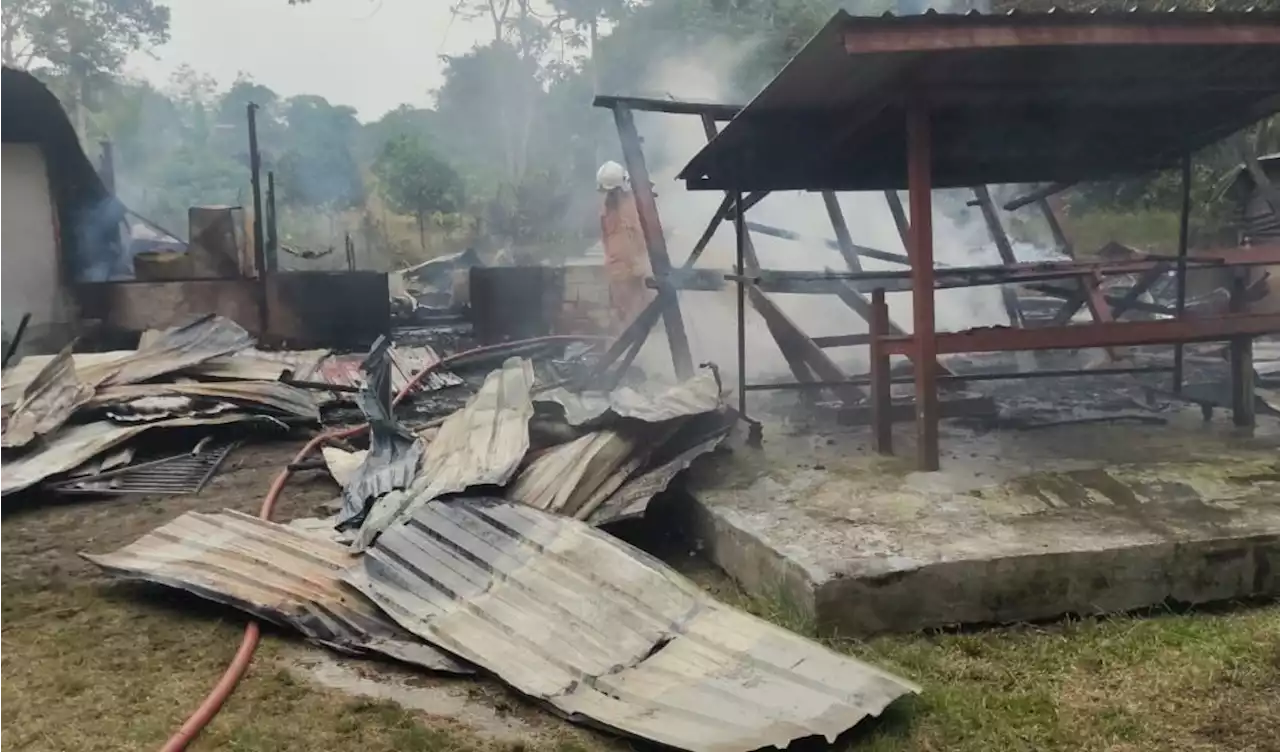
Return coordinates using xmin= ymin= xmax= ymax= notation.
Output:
xmin=157 ymin=335 xmax=610 ymax=752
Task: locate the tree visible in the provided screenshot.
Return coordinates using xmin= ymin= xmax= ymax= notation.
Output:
xmin=2 ymin=0 xmax=170 ymax=134
xmin=549 ymin=0 xmax=631 ymax=86
xmin=275 ymin=95 xmax=365 ymax=212
xmin=372 ymin=134 xmax=464 ymax=251
xmin=361 ymin=105 xmax=438 ymax=164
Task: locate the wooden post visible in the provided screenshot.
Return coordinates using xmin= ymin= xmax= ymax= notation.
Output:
xmin=907 ymin=98 xmax=939 ymax=472
xmin=612 ymin=104 xmax=694 ymax=379
xmin=1038 ymin=198 xmax=1073 ymax=257
xmin=973 ymin=185 xmax=1026 ymax=329
xmin=870 ymin=288 xmax=892 ymax=455
xmin=884 ymin=190 xmax=910 ymax=250
xmin=1229 ymin=270 xmax=1256 ymax=427
xmin=822 ymin=192 xmax=862 ymax=272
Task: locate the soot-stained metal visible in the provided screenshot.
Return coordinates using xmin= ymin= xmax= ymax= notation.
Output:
xmin=344 ymin=497 xmax=920 ymax=752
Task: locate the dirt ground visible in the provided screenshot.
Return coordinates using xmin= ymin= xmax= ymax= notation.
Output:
xmin=3 ymin=438 xmax=1279 ymax=752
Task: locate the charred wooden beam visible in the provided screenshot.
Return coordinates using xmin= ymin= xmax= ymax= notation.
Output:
xmin=594 ymin=95 xmax=742 ymax=120
xmin=613 ymin=104 xmax=694 ymax=379
xmin=1002 ymin=182 xmax=1074 ymax=212
xmin=973 ymin=185 xmax=1027 ymax=329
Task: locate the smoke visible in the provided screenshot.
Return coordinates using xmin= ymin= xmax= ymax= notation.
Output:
xmin=629 ymin=40 xmax=1018 ymax=383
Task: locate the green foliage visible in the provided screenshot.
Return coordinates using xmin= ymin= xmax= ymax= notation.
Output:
xmin=275 ymin=95 xmax=365 ymax=211
xmin=372 ymin=134 xmax=464 ymax=248
xmin=1 ymin=0 xmax=170 ymax=74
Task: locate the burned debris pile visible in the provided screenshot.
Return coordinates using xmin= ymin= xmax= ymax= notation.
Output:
xmin=73 ymin=330 xmax=921 ymax=751
xmin=1 ymin=315 xmax=317 ymax=497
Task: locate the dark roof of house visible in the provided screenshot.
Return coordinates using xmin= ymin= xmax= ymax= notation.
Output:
xmin=2 ymin=66 xmax=122 ymax=273
xmin=677 ymin=9 xmax=1280 ymax=192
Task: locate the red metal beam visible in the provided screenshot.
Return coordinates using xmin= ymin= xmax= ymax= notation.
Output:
xmin=842 ymin=22 xmax=1280 ymax=55
xmin=880 ymin=313 xmax=1280 ymax=357
xmin=907 ymin=98 xmax=939 ymax=472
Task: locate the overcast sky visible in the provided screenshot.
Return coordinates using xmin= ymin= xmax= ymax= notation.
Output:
xmin=124 ymin=0 xmax=493 ymax=120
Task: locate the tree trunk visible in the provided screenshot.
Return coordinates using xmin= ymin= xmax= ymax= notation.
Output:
xmin=417 ymin=211 xmax=426 ymax=252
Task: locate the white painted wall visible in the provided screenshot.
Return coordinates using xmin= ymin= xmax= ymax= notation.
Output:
xmin=2 ymin=142 xmax=76 ymax=355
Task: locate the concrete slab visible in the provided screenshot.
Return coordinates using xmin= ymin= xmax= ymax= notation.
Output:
xmin=684 ymin=410 xmax=1280 ymax=634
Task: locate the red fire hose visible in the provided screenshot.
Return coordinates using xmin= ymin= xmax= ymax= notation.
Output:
xmin=157 ymin=335 xmax=609 ymax=752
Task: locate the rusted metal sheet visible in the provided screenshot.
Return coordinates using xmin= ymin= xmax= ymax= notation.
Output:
xmin=345 ymin=498 xmax=919 ymax=752
xmin=309 ymin=346 xmax=461 ymax=398
xmin=83 ymin=510 xmax=469 ymax=673
xmin=2 ymin=348 xmax=94 ymax=448
xmin=537 ymin=366 xmax=723 ymax=426
xmin=353 ymin=357 xmax=535 ymax=549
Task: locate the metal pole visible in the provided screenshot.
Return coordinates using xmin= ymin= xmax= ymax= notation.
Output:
xmin=266 ymin=170 xmax=278 ymax=266
xmin=907 ymin=97 xmax=939 ymax=472
xmin=247 ymin=103 xmax=269 ymax=337
xmin=1172 ymin=153 xmax=1191 ymax=394
xmin=247 ymin=103 xmax=266 ymax=275
xmin=735 ymin=190 xmax=747 ymax=415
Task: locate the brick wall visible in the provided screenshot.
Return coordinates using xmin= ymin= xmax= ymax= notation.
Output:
xmin=555 ymin=264 xmax=616 ymax=335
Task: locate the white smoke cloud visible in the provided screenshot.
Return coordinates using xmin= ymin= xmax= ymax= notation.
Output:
xmin=628 ymin=39 xmax=1017 ymax=383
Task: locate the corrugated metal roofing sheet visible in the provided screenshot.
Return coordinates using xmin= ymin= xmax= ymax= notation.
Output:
xmin=189 ymin=347 xmax=329 ymax=382
xmin=337 ymin=379 xmax=426 ymax=530
xmin=585 ymin=430 xmax=730 ymax=526
xmin=507 ymin=428 xmax=646 ymax=518
xmin=2 ymin=348 xmax=94 ymax=448
xmin=80 ymin=314 xmax=256 ymax=387
xmin=353 ymin=357 xmax=536 ymax=549
xmin=344 ymin=498 xmax=919 ymax=752
xmin=88 ymin=380 xmax=321 ymax=422
xmin=679 ymin=9 xmax=1280 ymax=191
xmin=536 ymin=366 xmax=724 ymax=426
xmin=83 ymin=510 xmax=470 ymax=674
xmin=2 ymin=350 xmax=131 ymax=409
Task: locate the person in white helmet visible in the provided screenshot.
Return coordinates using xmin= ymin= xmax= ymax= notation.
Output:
xmin=597 ymin=160 xmax=653 ymax=330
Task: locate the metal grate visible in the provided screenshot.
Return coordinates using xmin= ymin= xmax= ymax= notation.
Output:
xmin=46 ymin=438 xmax=238 ymax=496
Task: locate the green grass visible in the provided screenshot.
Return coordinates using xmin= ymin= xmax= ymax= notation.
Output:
xmin=3 ymin=445 xmax=1278 ymax=752
xmin=697 ymin=572 xmax=1280 ymax=752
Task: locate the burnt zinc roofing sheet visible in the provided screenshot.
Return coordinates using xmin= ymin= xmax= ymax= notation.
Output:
xmin=344 ymin=498 xmax=919 ymax=752
xmin=83 ymin=510 xmax=470 ymax=674
xmin=679 ymin=9 xmax=1280 ymax=192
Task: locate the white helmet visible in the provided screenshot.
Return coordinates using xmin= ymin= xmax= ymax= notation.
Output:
xmin=596 ymin=160 xmax=627 ymax=191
